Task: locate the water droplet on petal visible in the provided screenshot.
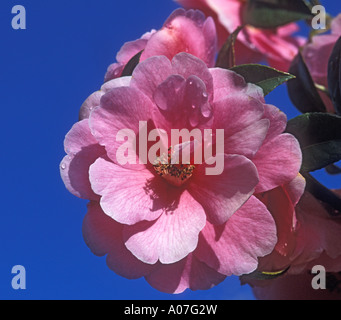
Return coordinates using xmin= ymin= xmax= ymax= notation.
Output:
xmin=201 ymin=102 xmax=212 ymax=118
xmin=60 ymin=163 xmax=66 ymax=170
xmin=189 ymin=110 xmax=200 ymax=127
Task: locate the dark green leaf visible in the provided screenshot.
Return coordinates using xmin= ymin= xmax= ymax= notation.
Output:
xmin=215 ymin=26 xmax=243 ymax=69
xmin=121 ymin=50 xmax=143 ymax=77
xmin=303 ymin=173 xmax=341 ymax=216
xmin=286 ymin=113 xmax=341 ymax=172
xmin=287 ymin=51 xmax=327 ymax=113
xmin=301 ymin=140 xmax=341 ymax=172
xmin=328 ymin=36 xmax=341 ymax=115
xmin=230 ymin=64 xmax=295 ymax=96
xmin=325 ymin=163 xmax=341 ymax=175
xmin=242 ymin=0 xmax=313 ymax=29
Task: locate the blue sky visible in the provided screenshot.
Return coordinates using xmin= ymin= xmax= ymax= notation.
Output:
xmin=0 ymin=0 xmax=339 ymax=300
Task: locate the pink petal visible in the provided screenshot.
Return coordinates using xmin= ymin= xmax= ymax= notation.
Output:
xmin=212 ymin=94 xmax=268 ymax=158
xmin=188 ymin=154 xmax=259 ymax=225
xmin=152 ymin=74 xmax=213 ymax=132
xmin=253 ymin=133 xmax=302 ymax=193
xmin=202 ymin=16 xmax=219 ymax=67
xmin=171 ymin=53 xmax=214 ymax=100
xmin=262 ymin=104 xmax=287 ymax=141
xmin=331 ymin=14 xmax=341 ymax=34
xmin=163 ymin=8 xmax=206 ymax=28
xmin=142 ymin=9 xmax=217 ymax=67
xmin=283 ymin=174 xmax=306 ymax=207
xmin=89 ymin=86 xmax=154 ymax=167
xmin=292 ymin=192 xmax=341 ymax=266
xmin=79 ymin=77 xmax=131 ymax=120
xmin=82 ymin=202 xmax=155 ymax=279
xmin=104 ymin=63 xmax=125 ymax=82
xmin=223 ymin=119 xmax=269 ymax=159
xmin=60 ymin=120 xmax=105 ymax=200
xmin=145 ymin=254 xmax=226 ymax=294
xmin=258 ymin=186 xmax=296 ymax=258
xmin=116 ymin=38 xmax=149 ymax=64
xmin=254 ymin=176 xmax=305 ymax=272
xmin=89 ymin=157 xmax=168 ymax=225
xmin=123 ymin=190 xmax=206 ymax=264
xmin=130 ymin=55 xmax=173 ymax=101
xmin=210 ymin=68 xmax=265 ymax=103
xmin=247 ymin=26 xmax=304 ymax=71
xmin=79 ymin=91 xmax=103 ymax=121
xmin=64 ymin=119 xmax=98 ymax=154
xmin=202 ymin=0 xmax=242 ymax=33
xmin=195 ymin=196 xmax=277 ymax=276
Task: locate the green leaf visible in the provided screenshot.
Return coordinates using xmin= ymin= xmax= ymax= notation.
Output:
xmin=242 ymin=0 xmax=313 ymax=29
xmin=328 ymin=36 xmax=341 ymax=115
xmin=286 ymin=113 xmax=341 ymax=172
xmin=303 ymin=173 xmax=341 ymax=216
xmin=121 ymin=50 xmax=143 ymax=77
xmin=230 ymin=64 xmax=295 ymax=96
xmin=287 ymin=51 xmax=327 ymax=113
xmin=325 ymin=163 xmax=341 ymax=175
xmin=301 ymin=140 xmax=341 ymax=172
xmin=215 ymin=26 xmax=243 ymax=69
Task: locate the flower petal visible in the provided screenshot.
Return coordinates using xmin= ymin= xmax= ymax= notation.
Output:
xmin=188 ymin=154 xmax=259 ymax=225
xmin=79 ymin=77 xmax=131 ymax=120
xmin=142 ymin=9 xmax=217 ymax=67
xmin=171 ymin=52 xmax=214 ymax=100
xmin=195 ymin=196 xmax=277 ymax=276
xmin=130 ymin=55 xmax=173 ymax=101
xmin=123 ymin=190 xmax=206 ymax=264
xmin=89 ymin=157 xmax=169 ymax=225
xmin=210 ymin=68 xmax=264 ymax=103
xmin=82 ymin=202 xmax=155 ymax=279
xmin=60 ymin=120 xmax=105 ymax=200
xmin=253 ymin=133 xmax=302 ymax=193
xmin=89 ymin=86 xmax=154 ymax=167
xmin=212 ymin=94 xmax=268 ymax=158
xmin=262 ymin=104 xmax=287 ymax=141
xmin=145 ymin=254 xmax=225 ymax=294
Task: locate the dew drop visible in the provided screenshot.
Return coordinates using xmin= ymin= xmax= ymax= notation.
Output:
xmin=60 ymin=163 xmax=66 ymax=170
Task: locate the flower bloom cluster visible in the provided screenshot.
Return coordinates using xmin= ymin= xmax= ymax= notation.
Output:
xmin=60 ymin=3 xmax=341 ymax=298
xmin=176 ymin=0 xmax=306 ymax=71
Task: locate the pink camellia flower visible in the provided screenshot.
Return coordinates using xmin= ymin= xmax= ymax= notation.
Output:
xmin=176 ymin=0 xmax=306 ymax=71
xmin=253 ymin=174 xmax=306 ymax=274
xmin=60 ymin=52 xmax=302 ymax=293
xmin=105 ymin=8 xmax=217 ymax=82
xmin=302 ymin=14 xmax=341 ymax=113
xmin=245 ymin=191 xmax=341 ymax=299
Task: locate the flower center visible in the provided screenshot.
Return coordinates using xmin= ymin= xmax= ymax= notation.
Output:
xmin=153 ymin=147 xmax=195 ymax=187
